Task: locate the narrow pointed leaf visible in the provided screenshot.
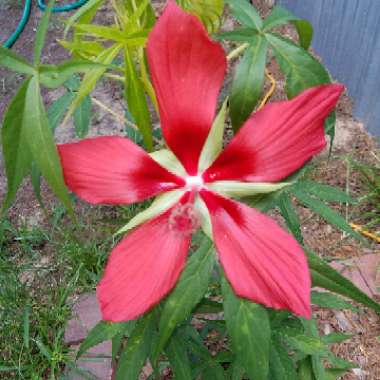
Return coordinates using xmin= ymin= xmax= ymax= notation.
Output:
xmin=311 ymin=291 xmax=358 ymax=312
xmin=74 ymin=95 xmax=92 ymax=138
xmin=262 ymin=6 xmax=313 ymax=49
xmin=124 ymin=49 xmax=152 ymax=150
xmin=39 ymin=60 xmax=104 ymax=88
xmin=23 ymin=77 xmax=73 ymax=214
xmin=292 ymin=189 xmax=363 ymax=241
xmin=293 ymin=180 xmax=355 ymax=204
xmin=269 ymin=336 xmax=297 ymax=380
xmin=115 ymin=313 xmax=156 ymax=380
xmin=64 ymin=0 xmax=103 ymax=37
xmin=155 ymin=237 xmax=214 ymax=356
xmin=77 ymin=321 xmax=131 ymax=358
xmin=166 ymin=332 xmax=192 ymax=380
xmin=227 ymin=0 xmax=262 ymax=29
xmin=64 ymin=43 xmax=122 ymax=124
xmin=222 ymin=278 xmax=270 ymax=380
xmin=266 ymin=33 xmax=330 ymax=98
xmin=277 ymin=192 xmax=303 ymax=244
xmin=47 ymin=92 xmax=75 ymax=131
xmin=230 ymin=35 xmax=268 ymax=130
xmin=34 ymin=0 xmax=54 ymax=65
xmin=306 ymin=249 xmax=380 ymax=313
xmin=0 ymin=46 xmax=35 ymax=75
xmin=1 ymin=80 xmax=33 ymax=211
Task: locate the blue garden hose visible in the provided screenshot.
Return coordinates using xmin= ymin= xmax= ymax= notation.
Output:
xmin=2 ymin=0 xmax=88 ymax=48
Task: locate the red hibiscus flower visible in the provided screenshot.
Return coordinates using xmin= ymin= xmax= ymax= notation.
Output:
xmin=58 ymin=1 xmax=344 ymax=322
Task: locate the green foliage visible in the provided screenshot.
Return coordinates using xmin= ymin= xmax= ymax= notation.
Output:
xmin=220 ymin=1 xmax=332 ymax=134
xmin=222 ymin=278 xmax=271 ymax=380
xmin=177 ymin=0 xmax=224 ymax=33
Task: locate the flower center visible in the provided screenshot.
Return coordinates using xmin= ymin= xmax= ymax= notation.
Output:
xmin=185 ymin=175 xmax=204 ymax=190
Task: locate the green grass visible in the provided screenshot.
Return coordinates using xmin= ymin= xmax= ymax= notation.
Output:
xmin=0 ymin=200 xmax=145 ymax=379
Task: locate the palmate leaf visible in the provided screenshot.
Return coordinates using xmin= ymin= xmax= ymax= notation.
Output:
xmin=222 ymin=278 xmax=270 ymax=380
xmin=262 ymin=5 xmax=313 ymax=50
xmin=265 ymin=33 xmax=330 ymax=98
xmin=177 ymin=0 xmax=224 ymax=33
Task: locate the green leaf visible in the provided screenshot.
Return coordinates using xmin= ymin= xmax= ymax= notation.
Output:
xmin=269 ymin=336 xmax=297 ymax=380
xmin=178 ymin=0 xmax=225 ymax=33
xmin=325 ymin=368 xmax=349 ymax=380
xmin=23 ymin=77 xmax=73 ymax=215
xmin=321 ymin=333 xmax=352 ymax=345
xmin=63 ymin=0 xmax=103 ymax=38
xmin=262 ymin=6 xmax=313 ymax=50
xmin=298 ymin=357 xmax=316 ymax=380
xmin=39 ymin=60 xmax=104 ymax=88
xmin=77 ymin=321 xmax=131 ymax=358
xmin=266 ymin=33 xmax=330 ymax=98
xmin=215 ymin=27 xmax=257 ymax=42
xmin=124 ymin=49 xmax=152 ymax=151
xmin=291 ymin=188 xmax=363 ymax=241
xmin=293 ymin=20 xmax=314 ymax=50
xmin=311 ymin=291 xmax=358 ymax=312
xmin=47 ymin=92 xmax=75 ymax=131
xmin=115 ymin=313 xmax=156 ymax=380
xmin=306 ymin=249 xmax=380 ymax=313
xmin=74 ymin=95 xmax=92 ymax=138
xmin=293 ymin=180 xmax=355 ymax=204
xmin=166 ymin=332 xmax=192 ymax=380
xmin=230 ymin=35 xmax=268 ymax=130
xmin=227 ymin=0 xmax=262 ymax=29
xmin=64 ymin=43 xmax=122 ymax=124
xmin=155 ymin=237 xmax=214 ymax=356
xmin=1 ymin=80 xmax=33 ymax=211
xmin=34 ymin=0 xmax=54 ymax=65
xmin=23 ymin=305 xmax=30 ymax=350
xmin=277 ymin=192 xmax=304 ymax=244
xmin=222 ymin=278 xmax=270 ymax=380
xmin=0 ymin=45 xmax=35 ymax=75
xmin=284 ymin=335 xmax=326 ymax=356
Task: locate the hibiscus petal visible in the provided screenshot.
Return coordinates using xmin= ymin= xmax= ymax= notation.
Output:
xmin=203 ymin=84 xmax=344 ymax=183
xmin=147 ymin=1 xmax=226 ymax=175
xmin=58 ymin=136 xmax=185 ymax=205
xmin=201 ymin=189 xmax=311 ymax=318
xmin=97 ymin=197 xmax=193 ymax=321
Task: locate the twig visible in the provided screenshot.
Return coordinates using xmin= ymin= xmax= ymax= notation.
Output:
xmin=257 ymin=68 xmax=276 ymax=110
xmin=227 ymin=43 xmax=249 ymax=61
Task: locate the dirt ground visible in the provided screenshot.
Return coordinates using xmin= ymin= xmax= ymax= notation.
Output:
xmin=0 ymin=1 xmax=379 ymax=379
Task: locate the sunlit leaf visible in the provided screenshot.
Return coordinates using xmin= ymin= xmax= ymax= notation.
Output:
xmin=222 ymin=277 xmax=270 ymax=380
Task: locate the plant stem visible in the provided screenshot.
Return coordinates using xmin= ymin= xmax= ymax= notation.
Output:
xmin=227 ymin=43 xmax=249 ymax=61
